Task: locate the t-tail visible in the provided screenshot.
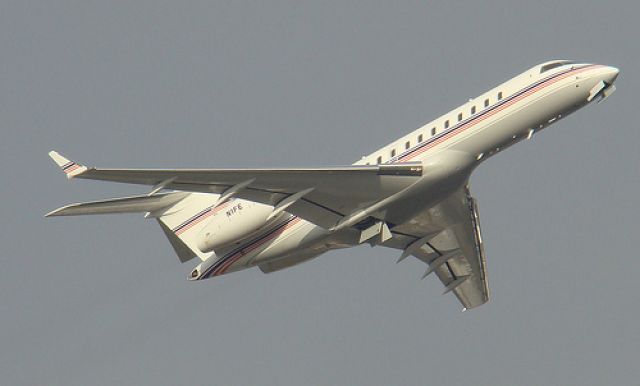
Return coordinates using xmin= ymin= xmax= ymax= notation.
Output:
xmin=46 ymin=151 xmax=218 ymax=263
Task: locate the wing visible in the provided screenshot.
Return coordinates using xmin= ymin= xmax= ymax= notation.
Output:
xmin=48 ymin=151 xmax=423 ymax=229
xmin=44 ymin=192 xmax=189 ymax=216
xmin=383 ymin=185 xmax=489 ymax=310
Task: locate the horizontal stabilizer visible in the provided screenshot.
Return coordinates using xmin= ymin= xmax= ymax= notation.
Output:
xmin=45 ymin=192 xmax=188 ymax=217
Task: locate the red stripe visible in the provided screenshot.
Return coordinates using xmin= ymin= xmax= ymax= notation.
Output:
xmin=63 ymin=164 xmax=81 ymax=174
xmin=399 ymin=65 xmax=600 ymax=162
xmin=214 ymin=218 xmax=301 ymax=275
xmin=210 ymin=65 xmax=601 ymax=277
xmin=175 ymin=201 xmax=231 ymax=235
xmin=213 ymin=218 xmax=302 ymax=276
xmin=174 ymin=210 xmax=213 ymax=235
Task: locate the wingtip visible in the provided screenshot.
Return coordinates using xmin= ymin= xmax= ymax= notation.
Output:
xmin=48 ymin=150 xmax=69 ymax=167
xmin=48 ymin=150 xmax=87 ymax=178
xmin=44 ymin=206 xmax=66 ymax=217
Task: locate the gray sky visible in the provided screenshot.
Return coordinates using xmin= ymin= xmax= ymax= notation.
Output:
xmin=2 ymin=1 xmax=639 ymax=385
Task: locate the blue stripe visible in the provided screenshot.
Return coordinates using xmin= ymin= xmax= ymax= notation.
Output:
xmin=200 ymin=64 xmax=594 ymax=278
xmin=388 ymin=64 xmax=588 ymax=163
xmin=172 ymin=206 xmax=212 ymax=232
xmin=62 ymin=162 xmax=77 ymax=170
xmin=200 ymin=216 xmax=297 ymax=279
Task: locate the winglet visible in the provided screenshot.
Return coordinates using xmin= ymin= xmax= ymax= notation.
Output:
xmin=48 ymin=151 xmax=88 ymax=179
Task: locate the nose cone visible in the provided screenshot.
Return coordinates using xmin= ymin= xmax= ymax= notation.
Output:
xmin=603 ymin=66 xmax=620 ymax=84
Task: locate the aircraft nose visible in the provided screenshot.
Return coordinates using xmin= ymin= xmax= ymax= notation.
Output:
xmin=587 ymin=65 xmax=619 ymax=102
xmin=603 ymin=66 xmax=619 ymax=84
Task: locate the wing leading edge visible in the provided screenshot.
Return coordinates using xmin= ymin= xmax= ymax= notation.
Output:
xmin=48 ymin=151 xmax=423 ymax=230
xmin=48 ymin=152 xmax=489 ymax=309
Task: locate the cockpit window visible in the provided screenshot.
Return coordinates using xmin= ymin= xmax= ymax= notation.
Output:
xmin=540 ymin=61 xmax=574 ymax=73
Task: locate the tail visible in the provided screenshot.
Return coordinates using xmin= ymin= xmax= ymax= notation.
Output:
xmin=152 ymin=193 xmax=221 ymax=262
xmin=46 ymin=191 xmax=220 ymax=263
xmin=47 ymin=151 xmax=220 ymax=263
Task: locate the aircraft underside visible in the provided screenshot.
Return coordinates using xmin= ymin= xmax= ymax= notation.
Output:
xmin=46 ymin=61 xmax=618 ymax=310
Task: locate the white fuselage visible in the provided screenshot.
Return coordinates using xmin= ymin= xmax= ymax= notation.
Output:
xmin=193 ymin=61 xmax=619 ymax=279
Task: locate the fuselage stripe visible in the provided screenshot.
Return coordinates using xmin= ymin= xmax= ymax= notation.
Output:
xmin=213 ymin=217 xmax=303 ymax=276
xmin=199 ymin=217 xmax=302 ymax=279
xmin=205 ymin=64 xmax=600 ymax=277
xmin=395 ymin=64 xmax=598 ymax=162
xmin=172 ymin=200 xmax=232 ymax=235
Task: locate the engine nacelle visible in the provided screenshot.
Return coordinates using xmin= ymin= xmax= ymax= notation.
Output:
xmin=196 ymin=199 xmax=274 ymax=253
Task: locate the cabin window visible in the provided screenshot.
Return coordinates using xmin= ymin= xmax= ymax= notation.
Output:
xmin=405 ymin=141 xmax=410 ymax=149
xmin=458 ymin=113 xmax=463 ymax=122
xmin=418 ymin=134 xmax=423 ymax=142
xmin=484 ymin=98 xmax=489 ymax=107
xmin=377 ymin=156 xmax=382 ymax=164
xmin=497 ymin=91 xmax=503 ymax=100
xmin=431 ymin=127 xmax=436 ymax=136
xmin=444 ymin=120 xmax=449 ymax=129
xmin=471 ymin=106 xmax=476 ymax=114
xmin=391 ymin=149 xmax=396 ymax=157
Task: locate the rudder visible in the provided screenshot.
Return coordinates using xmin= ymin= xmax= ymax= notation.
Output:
xmin=154 ymin=192 xmax=223 ymax=263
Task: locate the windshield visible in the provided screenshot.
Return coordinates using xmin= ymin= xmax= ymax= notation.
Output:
xmin=539 ymin=61 xmax=574 ymax=73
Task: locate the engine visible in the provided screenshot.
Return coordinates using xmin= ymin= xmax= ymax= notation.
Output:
xmin=196 ymin=199 xmax=275 ymax=253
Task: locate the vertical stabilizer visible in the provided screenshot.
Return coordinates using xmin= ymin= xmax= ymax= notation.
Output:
xmin=155 ymin=192 xmax=222 ymax=262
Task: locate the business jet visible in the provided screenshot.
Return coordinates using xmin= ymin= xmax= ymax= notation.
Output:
xmin=47 ymin=60 xmax=618 ymax=310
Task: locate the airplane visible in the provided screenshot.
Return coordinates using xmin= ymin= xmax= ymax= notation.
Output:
xmin=47 ymin=60 xmax=619 ymax=310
